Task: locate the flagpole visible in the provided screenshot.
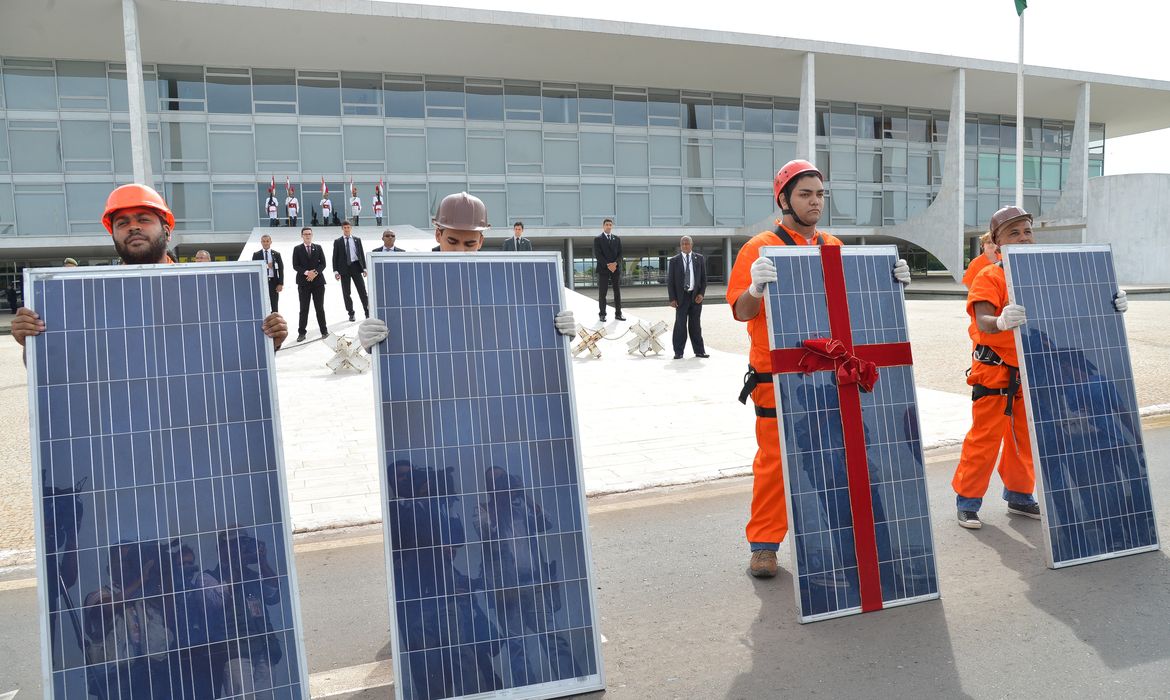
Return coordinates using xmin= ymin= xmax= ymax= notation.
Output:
xmin=1015 ymin=10 xmax=1025 ymax=208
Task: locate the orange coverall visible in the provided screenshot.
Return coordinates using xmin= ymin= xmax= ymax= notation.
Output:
xmin=951 ymin=264 xmax=1035 ymax=502
xmin=727 ymin=224 xmax=843 ymax=547
xmin=961 ymin=253 xmax=995 ymax=288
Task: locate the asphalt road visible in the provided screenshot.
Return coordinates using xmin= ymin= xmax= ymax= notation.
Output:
xmin=4 ymin=420 xmax=1170 ymax=699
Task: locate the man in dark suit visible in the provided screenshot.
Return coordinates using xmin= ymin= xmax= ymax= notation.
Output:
xmin=667 ymin=235 xmax=708 ymax=360
xmin=502 ymin=221 xmax=533 ymax=251
xmin=592 ymin=218 xmax=624 ymax=322
xmin=371 ymin=229 xmax=404 ymax=253
xmin=292 ymin=227 xmax=328 ymax=342
xmin=251 ymin=234 xmax=284 ymax=312
xmin=332 ymin=219 xmax=369 ymax=321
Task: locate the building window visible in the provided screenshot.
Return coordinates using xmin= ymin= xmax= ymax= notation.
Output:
xmin=468 ymin=129 xmax=505 ymax=175
xmin=580 ymin=131 xmax=614 ymax=176
xmin=614 ymin=136 xmax=647 ymax=177
xmin=466 ymin=79 xmax=504 ymax=121
xmin=425 ymin=76 xmax=465 ymax=119
xmin=507 ymin=183 xmax=543 ymax=224
xmin=208 ymin=123 xmax=255 ymax=174
xmin=384 ymin=75 xmax=424 ymax=118
xmin=166 ymin=182 xmax=212 ymax=231
xmin=649 ymin=135 xmax=681 ymax=178
xmin=614 ymin=87 xmax=648 ymax=127
xmin=341 ymin=72 xmax=380 ymax=116
xmin=212 ymin=184 xmax=256 ymax=231
xmin=714 ymin=137 xmax=744 ymax=179
xmin=61 ymin=120 xmax=113 ymax=173
xmin=579 ymin=85 xmax=613 ymax=125
xmin=713 ymin=93 xmax=744 ymax=131
xmin=387 ymin=183 xmax=428 ymax=228
xmin=2 ymin=59 xmax=57 ymax=110
xmin=158 ymin=64 xmax=206 ymax=112
xmin=65 ymin=182 xmax=114 ymax=234
xmin=681 ymin=91 xmax=712 ymax=130
xmin=684 ymin=186 xmax=714 ymax=226
xmin=15 ymin=183 xmax=66 ymax=236
xmin=343 ymin=125 xmax=385 ymax=172
xmin=504 ymin=81 xmax=541 ymax=121
xmin=9 ymin=120 xmax=63 ymax=174
xmin=744 ymin=96 xmax=773 ymax=134
xmin=387 ymin=127 xmax=426 ymax=174
xmin=616 ymin=186 xmax=649 ymax=226
xmin=56 ymin=60 xmax=109 ymax=111
xmin=581 ymin=184 xmax=614 ymax=227
xmin=427 ymin=127 xmax=467 ymax=173
xmin=649 ymin=89 xmax=682 ymax=128
xmin=252 ymin=68 xmax=296 ymax=114
xmin=206 ymin=67 xmax=252 ymax=114
xmin=542 ymin=83 xmax=578 ymax=124
xmin=299 ymin=125 xmax=343 ymax=173
xmin=543 ymin=132 xmax=579 ymax=176
xmin=255 ymin=124 xmax=298 ymax=172
xmin=297 ymin=70 xmax=341 ymax=117
xmin=714 ymin=186 xmax=744 ymax=226
xmin=545 ymin=185 xmax=580 ymax=227
xmin=505 ymin=129 xmax=542 ymax=174
xmin=651 ymin=185 xmax=681 ymax=226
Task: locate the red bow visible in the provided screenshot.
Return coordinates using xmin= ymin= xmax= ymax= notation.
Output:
xmin=796 ymin=337 xmax=879 ymax=392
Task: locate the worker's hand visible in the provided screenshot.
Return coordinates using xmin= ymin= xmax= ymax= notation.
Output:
xmin=995 ymin=304 xmax=1027 ymax=331
xmin=358 ymin=317 xmax=389 ymax=350
xmin=893 ymin=259 xmax=911 ymax=286
xmin=1113 ymin=289 xmax=1128 ymax=313
xmin=748 ymin=256 xmax=777 ymax=298
xmin=554 ymin=309 xmax=577 ymax=336
xmin=11 ymin=307 xmax=45 ymax=347
xmin=262 ymin=312 xmax=288 ymax=351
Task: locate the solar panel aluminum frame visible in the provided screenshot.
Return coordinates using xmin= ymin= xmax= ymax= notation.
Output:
xmin=1003 ymin=243 xmax=1161 ymax=569
xmin=25 ymin=261 xmax=311 ymax=697
xmin=761 ymin=244 xmax=940 ymax=623
xmin=367 ymin=251 xmax=606 ymax=700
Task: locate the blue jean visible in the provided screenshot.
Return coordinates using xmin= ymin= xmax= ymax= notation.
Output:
xmin=749 ymin=542 xmax=779 ymax=552
xmin=956 ymin=488 xmax=1037 ymax=512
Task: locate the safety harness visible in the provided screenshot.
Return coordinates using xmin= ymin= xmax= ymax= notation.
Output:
xmin=736 ymin=225 xmax=824 ymax=419
xmin=970 ymin=344 xmax=1021 ymax=416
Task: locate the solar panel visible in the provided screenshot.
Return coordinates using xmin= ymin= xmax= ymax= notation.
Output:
xmin=1003 ymin=244 xmax=1160 ymax=568
xmin=26 ymin=262 xmax=308 ymax=699
xmin=762 ymin=244 xmax=939 ymax=623
xmin=368 ymin=252 xmax=604 ymax=700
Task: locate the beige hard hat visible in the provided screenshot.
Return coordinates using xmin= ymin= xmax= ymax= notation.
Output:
xmin=989 ymin=205 xmax=1032 ymax=236
xmin=432 ymin=191 xmax=490 ymax=231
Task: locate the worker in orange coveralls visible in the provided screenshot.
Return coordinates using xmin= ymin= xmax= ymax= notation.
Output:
xmin=962 ymin=231 xmax=998 ymax=288
xmin=952 ymin=205 xmax=1129 ymax=529
xmin=726 ymin=159 xmax=911 ymax=578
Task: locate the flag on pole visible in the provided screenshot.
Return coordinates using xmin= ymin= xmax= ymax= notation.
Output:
xmin=268 ymin=175 xmax=276 ymax=195
xmin=350 ymin=177 xmax=357 ymax=198
xmin=321 ymin=177 xmax=328 ymax=197
xmin=284 ymin=176 xmax=291 ymax=197
xmin=376 ymin=177 xmax=383 ymax=197
xmin=1014 ymin=0 xmax=1026 ymax=15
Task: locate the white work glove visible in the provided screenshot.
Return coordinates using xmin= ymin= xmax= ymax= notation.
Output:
xmin=358 ymin=317 xmax=388 ymax=351
xmin=1113 ymin=289 xmax=1128 ymax=313
xmin=748 ymin=256 xmax=777 ymax=298
xmin=554 ymin=309 xmax=577 ymax=336
xmin=892 ymin=258 xmax=911 ymax=286
xmin=995 ymin=304 xmax=1027 ymax=331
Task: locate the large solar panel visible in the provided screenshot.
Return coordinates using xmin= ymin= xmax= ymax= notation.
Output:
xmin=1003 ymin=244 xmax=1160 ymax=568
xmin=762 ymin=244 xmax=939 ymax=623
xmin=368 ymin=252 xmax=604 ymax=700
xmin=26 ymin=262 xmax=308 ymax=699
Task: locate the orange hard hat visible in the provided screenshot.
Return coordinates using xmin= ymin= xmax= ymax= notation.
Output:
xmin=102 ymin=183 xmax=175 ymax=234
xmin=773 ymin=159 xmax=823 ymax=204
xmin=989 ymin=205 xmax=1032 ymax=237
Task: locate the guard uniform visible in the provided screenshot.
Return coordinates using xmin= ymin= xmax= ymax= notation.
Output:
xmin=286 ymin=196 xmax=299 ymax=227
xmin=951 ymin=264 xmax=1034 ymax=505
xmin=350 ymin=196 xmax=362 ymax=226
xmin=373 ymin=197 xmax=383 ymax=226
xmin=727 ymin=222 xmax=843 ymax=549
xmin=266 ymin=197 xmax=279 ymax=227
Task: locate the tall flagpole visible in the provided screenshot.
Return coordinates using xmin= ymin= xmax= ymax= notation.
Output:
xmin=1015 ymin=10 xmax=1025 ymax=207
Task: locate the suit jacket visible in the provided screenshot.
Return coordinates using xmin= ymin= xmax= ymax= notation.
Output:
xmin=251 ymin=248 xmax=284 ymax=285
xmin=370 ymin=245 xmax=404 ymax=252
xmin=292 ymin=243 xmax=327 ymax=288
xmin=332 ymin=235 xmax=367 ymax=273
xmin=668 ymin=252 xmax=707 ymax=303
xmin=502 ymin=236 xmax=533 ymax=252
xmin=593 ymin=233 xmax=623 ymax=269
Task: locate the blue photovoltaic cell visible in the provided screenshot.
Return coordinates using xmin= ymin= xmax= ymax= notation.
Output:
xmin=1004 ymin=245 xmax=1160 ymax=568
xmin=27 ymin=263 xmax=307 ymax=700
xmin=763 ymin=245 xmax=939 ymax=623
xmin=369 ymin=253 xmax=603 ymax=700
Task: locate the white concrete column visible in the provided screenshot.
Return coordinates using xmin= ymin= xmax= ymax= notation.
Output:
xmin=1043 ymin=82 xmax=1090 ymax=226
xmin=796 ymin=53 xmax=816 ymax=164
xmin=122 ymin=0 xmax=153 ymax=186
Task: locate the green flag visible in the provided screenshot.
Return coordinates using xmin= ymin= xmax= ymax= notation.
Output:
xmin=1015 ymin=0 xmax=1027 ymax=15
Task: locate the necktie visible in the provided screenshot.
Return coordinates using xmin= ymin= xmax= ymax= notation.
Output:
xmin=266 ymin=250 xmax=272 ymax=278
xmin=684 ymin=254 xmax=691 ymax=291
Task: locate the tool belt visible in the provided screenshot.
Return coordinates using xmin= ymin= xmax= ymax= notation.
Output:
xmin=739 ymin=366 xmax=777 ymax=418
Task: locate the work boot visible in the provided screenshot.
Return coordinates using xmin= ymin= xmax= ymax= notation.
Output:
xmin=748 ymin=550 xmax=777 ymax=578
xmin=1007 ymin=502 xmax=1041 ymax=520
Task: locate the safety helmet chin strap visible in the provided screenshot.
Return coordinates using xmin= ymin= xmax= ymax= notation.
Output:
xmin=778 ymin=189 xmax=814 ymax=228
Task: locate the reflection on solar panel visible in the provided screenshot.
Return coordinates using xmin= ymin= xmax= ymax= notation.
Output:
xmin=1003 ymin=244 xmax=1160 ymax=568
xmin=27 ymin=263 xmax=308 ymax=699
xmin=369 ymin=253 xmax=604 ymax=700
xmin=763 ymin=244 xmax=939 ymax=623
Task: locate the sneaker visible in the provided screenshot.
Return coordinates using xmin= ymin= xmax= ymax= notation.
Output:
xmin=957 ymin=510 xmax=982 ymax=529
xmin=748 ymin=550 xmax=777 ymax=578
xmin=296 ymin=333 xmax=306 ymax=342
xmin=1007 ymin=502 xmax=1041 ymax=520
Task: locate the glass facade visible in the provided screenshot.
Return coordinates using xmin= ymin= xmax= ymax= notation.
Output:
xmin=0 ymin=57 xmax=1104 ymax=239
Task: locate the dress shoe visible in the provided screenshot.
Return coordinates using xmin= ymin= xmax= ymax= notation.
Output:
xmin=696 ymin=353 xmax=710 ymax=358
xmin=321 ymin=331 xmax=329 ymax=339
xmin=296 ymin=333 xmax=306 ymax=342
xmin=673 ymin=354 xmax=683 ymax=360
xmin=348 ymin=313 xmax=355 ymax=322
xmin=599 ymin=314 xmax=607 ymax=322
xmin=615 ymin=314 xmax=626 ymax=321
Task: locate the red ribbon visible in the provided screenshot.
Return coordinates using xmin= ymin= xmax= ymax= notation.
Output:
xmin=768 ymin=245 xmax=913 ymax=614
